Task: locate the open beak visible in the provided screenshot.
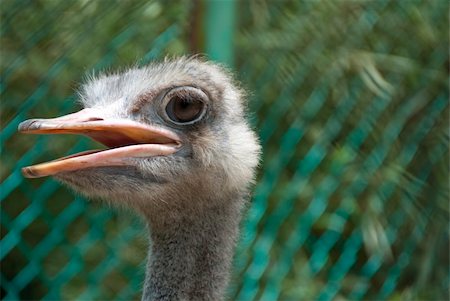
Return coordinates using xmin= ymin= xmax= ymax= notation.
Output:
xmin=18 ymin=108 xmax=181 ymax=178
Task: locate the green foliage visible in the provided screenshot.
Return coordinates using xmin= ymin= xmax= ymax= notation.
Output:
xmin=233 ymin=1 xmax=448 ymax=300
xmin=1 ymin=0 xmax=448 ymax=300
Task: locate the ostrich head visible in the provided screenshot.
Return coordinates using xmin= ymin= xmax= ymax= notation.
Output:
xmin=19 ymin=57 xmax=261 ymax=300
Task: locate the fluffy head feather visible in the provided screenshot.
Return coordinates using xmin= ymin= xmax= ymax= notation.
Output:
xmin=59 ymin=57 xmax=261 ymax=222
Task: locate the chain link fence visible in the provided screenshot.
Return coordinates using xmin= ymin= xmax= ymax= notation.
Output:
xmin=1 ymin=1 xmax=448 ymax=300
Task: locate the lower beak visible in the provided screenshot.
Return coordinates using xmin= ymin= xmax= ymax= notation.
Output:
xmin=18 ymin=108 xmax=181 ymax=178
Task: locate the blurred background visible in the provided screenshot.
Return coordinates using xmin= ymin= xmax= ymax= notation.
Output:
xmin=1 ymin=0 xmax=449 ymax=300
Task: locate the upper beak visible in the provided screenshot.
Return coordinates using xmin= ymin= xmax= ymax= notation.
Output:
xmin=18 ymin=108 xmax=181 ymax=178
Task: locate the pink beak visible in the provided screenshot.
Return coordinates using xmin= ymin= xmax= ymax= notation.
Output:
xmin=18 ymin=108 xmax=181 ymax=178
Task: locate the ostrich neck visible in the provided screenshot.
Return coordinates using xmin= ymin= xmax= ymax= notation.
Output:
xmin=142 ymin=196 xmax=243 ymax=301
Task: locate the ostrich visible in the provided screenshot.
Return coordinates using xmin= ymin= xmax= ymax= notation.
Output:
xmin=18 ymin=57 xmax=261 ymax=301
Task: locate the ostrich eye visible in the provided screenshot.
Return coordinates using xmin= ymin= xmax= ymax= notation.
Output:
xmin=164 ymin=87 xmax=207 ymax=124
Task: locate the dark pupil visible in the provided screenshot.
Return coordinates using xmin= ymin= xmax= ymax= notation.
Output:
xmin=167 ymin=96 xmax=203 ymax=123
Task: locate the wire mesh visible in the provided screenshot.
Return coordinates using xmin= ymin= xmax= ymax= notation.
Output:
xmin=1 ymin=1 xmax=449 ymax=300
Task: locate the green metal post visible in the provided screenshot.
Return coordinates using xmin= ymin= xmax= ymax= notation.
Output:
xmin=204 ymin=0 xmax=236 ymax=67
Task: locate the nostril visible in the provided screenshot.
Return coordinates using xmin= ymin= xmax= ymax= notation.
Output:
xmin=86 ymin=117 xmax=104 ymax=122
